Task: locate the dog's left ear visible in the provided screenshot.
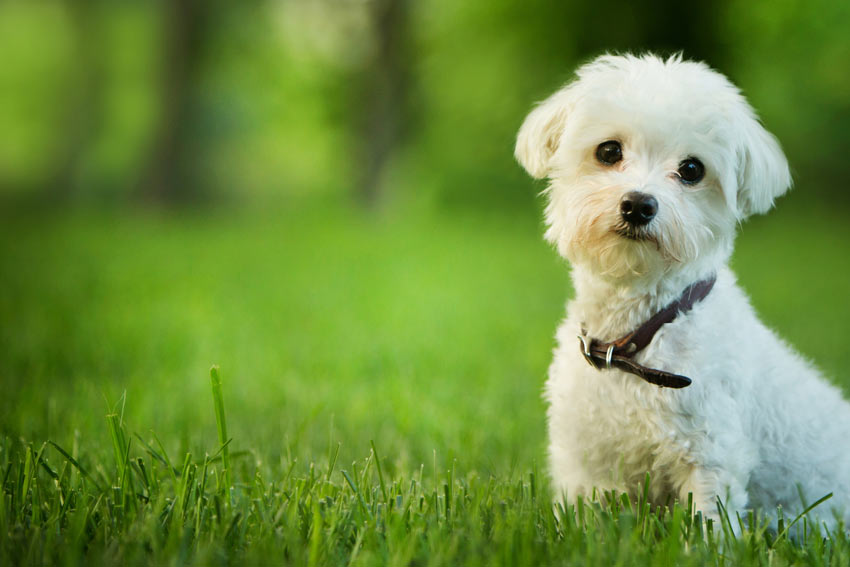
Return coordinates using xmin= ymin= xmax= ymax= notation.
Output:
xmin=515 ymin=87 xmax=575 ymax=179
xmin=731 ymin=113 xmax=792 ymax=219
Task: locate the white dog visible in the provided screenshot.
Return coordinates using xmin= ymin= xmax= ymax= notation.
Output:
xmin=515 ymin=53 xmax=850 ymax=527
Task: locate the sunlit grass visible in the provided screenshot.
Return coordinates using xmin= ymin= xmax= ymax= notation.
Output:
xmin=2 ymin=365 xmax=848 ymax=565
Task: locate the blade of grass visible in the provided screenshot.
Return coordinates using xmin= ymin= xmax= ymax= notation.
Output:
xmin=341 ymin=470 xmax=368 ymax=517
xmin=47 ymin=441 xmax=104 ymax=491
xmin=370 ymin=440 xmax=388 ymax=504
xmin=327 ymin=442 xmax=340 ymax=482
xmin=106 ymin=412 xmax=127 ymax=481
xmin=133 ymin=433 xmax=180 ymax=476
xmin=773 ymin=492 xmax=833 ymax=544
xmin=210 ymin=365 xmax=231 ymax=494
xmin=20 ymin=446 xmax=33 ymax=517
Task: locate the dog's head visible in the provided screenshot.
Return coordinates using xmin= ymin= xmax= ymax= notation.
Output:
xmin=515 ymin=53 xmax=791 ymax=281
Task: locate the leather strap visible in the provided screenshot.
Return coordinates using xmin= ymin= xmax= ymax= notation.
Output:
xmin=578 ymin=275 xmax=716 ymax=389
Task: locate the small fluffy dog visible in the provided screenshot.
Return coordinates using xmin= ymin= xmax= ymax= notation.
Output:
xmin=515 ymin=53 xmax=850 ymax=526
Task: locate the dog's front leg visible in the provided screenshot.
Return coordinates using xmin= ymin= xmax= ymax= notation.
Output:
xmin=678 ymin=466 xmax=750 ymax=533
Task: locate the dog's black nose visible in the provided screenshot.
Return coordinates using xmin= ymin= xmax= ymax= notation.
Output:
xmin=620 ymin=191 xmax=658 ymax=226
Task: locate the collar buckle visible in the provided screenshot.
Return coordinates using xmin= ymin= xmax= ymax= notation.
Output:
xmin=575 ymin=274 xmax=717 ymax=388
xmin=578 ymin=334 xmax=595 ymax=367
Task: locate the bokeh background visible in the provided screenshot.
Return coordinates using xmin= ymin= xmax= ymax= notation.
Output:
xmin=2 ymin=0 xmax=849 ymax=475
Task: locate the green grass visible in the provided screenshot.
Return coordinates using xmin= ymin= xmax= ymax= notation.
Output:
xmin=1 ymin=199 xmax=849 ymax=565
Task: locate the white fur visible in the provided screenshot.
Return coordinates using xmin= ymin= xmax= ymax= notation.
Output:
xmin=517 ymin=53 xmax=850 ymax=527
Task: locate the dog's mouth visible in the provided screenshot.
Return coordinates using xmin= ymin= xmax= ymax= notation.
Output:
xmin=614 ymin=225 xmax=655 ymax=243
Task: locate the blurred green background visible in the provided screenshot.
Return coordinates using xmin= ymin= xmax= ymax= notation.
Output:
xmin=1 ymin=0 xmax=849 ymax=473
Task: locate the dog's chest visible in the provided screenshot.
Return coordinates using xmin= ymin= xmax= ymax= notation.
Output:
xmin=589 ymin=378 xmax=685 ymax=454
xmin=558 ymin=357 xmax=700 ymax=492
xmin=550 ymin=296 xmax=711 ymax=493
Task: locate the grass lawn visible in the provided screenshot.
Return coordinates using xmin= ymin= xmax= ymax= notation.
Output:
xmin=1 ymin=198 xmax=849 ymax=565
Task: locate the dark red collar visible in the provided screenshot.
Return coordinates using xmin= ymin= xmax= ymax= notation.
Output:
xmin=578 ymin=275 xmax=717 ymax=388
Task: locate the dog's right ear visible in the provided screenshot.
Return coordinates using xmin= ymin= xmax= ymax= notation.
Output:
xmin=514 ymin=87 xmax=574 ymax=179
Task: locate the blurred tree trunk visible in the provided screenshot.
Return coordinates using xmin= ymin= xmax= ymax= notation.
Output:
xmin=46 ymin=0 xmax=103 ymax=204
xmin=137 ymin=0 xmax=211 ymax=205
xmin=356 ymin=0 xmax=412 ymax=208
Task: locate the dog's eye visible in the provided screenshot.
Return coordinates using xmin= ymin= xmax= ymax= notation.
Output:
xmin=677 ymin=158 xmax=705 ymax=185
xmin=595 ymin=141 xmax=622 ymax=165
